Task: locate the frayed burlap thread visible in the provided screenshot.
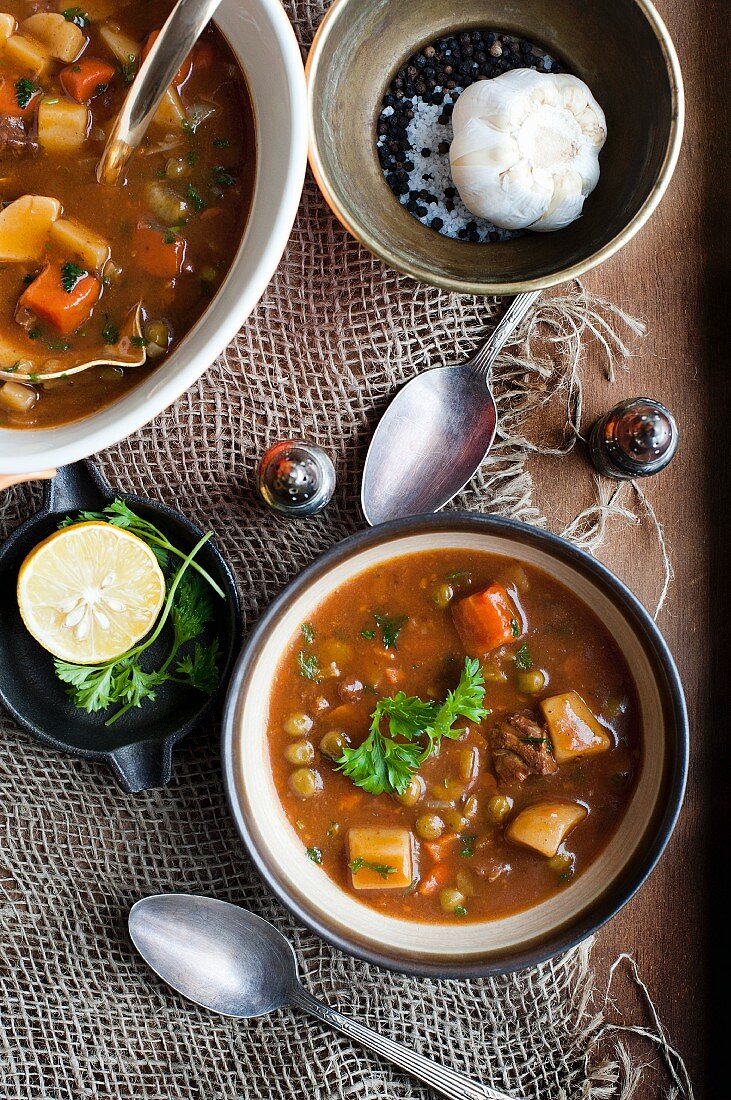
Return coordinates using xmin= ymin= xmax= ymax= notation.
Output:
xmin=0 ymin=3 xmax=683 ymax=1096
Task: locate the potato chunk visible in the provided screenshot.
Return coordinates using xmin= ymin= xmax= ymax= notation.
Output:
xmin=0 ymin=380 xmax=36 ymax=414
xmin=21 ymin=13 xmax=85 ymax=62
xmin=540 ymin=691 xmax=612 ymax=764
xmin=97 ymin=21 xmax=138 ymax=65
xmin=4 ymin=33 xmax=49 ymax=75
xmin=347 ymin=827 xmax=413 ymax=889
xmin=152 ymin=86 xmax=186 ymax=129
xmin=0 ymin=195 xmax=62 ymax=262
xmin=37 ymin=98 xmax=89 ymax=153
xmin=49 ymin=217 xmax=110 ymax=271
xmin=506 ymin=800 xmax=587 ymax=857
xmin=0 ymin=13 xmax=17 ymax=40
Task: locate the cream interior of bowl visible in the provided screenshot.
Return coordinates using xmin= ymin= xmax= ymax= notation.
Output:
xmin=231 ymin=530 xmax=667 ymax=963
xmin=0 ymin=0 xmax=307 ymax=474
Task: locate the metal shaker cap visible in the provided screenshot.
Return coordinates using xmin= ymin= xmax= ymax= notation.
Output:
xmin=257 ymin=440 xmax=336 ymax=516
xmin=589 ymin=398 xmax=678 ymax=480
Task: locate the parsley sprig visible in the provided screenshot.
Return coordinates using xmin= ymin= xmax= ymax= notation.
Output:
xmin=350 ymin=858 xmax=396 ymax=879
xmin=336 ymin=657 xmax=490 ymax=795
xmin=15 ymin=77 xmax=37 ymax=110
xmin=60 ymin=261 xmax=87 ymax=293
xmin=53 ymin=503 xmax=224 ymax=724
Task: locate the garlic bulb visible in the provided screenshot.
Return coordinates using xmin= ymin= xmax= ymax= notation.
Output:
xmin=449 ymin=69 xmax=607 ymax=232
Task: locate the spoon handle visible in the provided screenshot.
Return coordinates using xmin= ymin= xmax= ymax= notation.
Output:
xmin=97 ymin=0 xmax=223 ymax=185
xmin=468 ymin=291 xmax=540 ymax=380
xmin=291 ymin=986 xmax=518 ymax=1100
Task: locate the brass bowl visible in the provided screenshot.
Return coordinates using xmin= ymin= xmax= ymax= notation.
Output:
xmin=306 ymin=0 xmax=684 ymax=294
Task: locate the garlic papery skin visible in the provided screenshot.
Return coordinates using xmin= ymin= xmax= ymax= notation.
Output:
xmin=449 ymin=69 xmax=607 ymax=232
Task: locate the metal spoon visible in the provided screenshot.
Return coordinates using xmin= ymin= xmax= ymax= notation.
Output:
xmin=0 ymin=303 xmax=145 ymax=384
xmin=129 ymin=893 xmax=519 ymax=1100
xmin=361 ymin=291 xmax=540 ymax=526
xmin=96 ymin=0 xmax=223 ymax=185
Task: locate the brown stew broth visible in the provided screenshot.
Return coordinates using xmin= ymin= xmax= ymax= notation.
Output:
xmin=0 ymin=0 xmax=254 ymax=428
xmin=268 ymin=551 xmax=642 ymax=923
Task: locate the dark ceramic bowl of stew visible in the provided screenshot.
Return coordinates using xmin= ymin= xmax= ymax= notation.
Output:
xmin=222 ymin=515 xmax=687 ymax=976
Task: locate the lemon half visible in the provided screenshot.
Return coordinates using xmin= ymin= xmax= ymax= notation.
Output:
xmin=17 ymin=522 xmax=166 ymax=664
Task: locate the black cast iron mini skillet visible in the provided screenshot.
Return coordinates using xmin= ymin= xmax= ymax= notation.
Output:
xmin=0 ymin=460 xmax=241 ymax=792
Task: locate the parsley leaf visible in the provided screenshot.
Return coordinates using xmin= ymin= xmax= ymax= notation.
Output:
xmin=101 ymin=317 xmax=119 ymax=344
xmin=62 ymin=7 xmax=88 ymax=27
xmin=187 ymin=184 xmax=206 ymax=212
xmin=60 ymin=261 xmax=87 ymax=293
xmin=337 ymin=657 xmax=489 ymax=795
xmin=511 ymin=618 xmax=521 ymax=637
xmin=15 ymin=77 xmax=37 ymax=110
xmin=175 ymin=638 xmax=220 ymax=695
xmin=306 ymin=846 xmax=323 ymax=864
xmin=360 ymin=628 xmax=375 ymax=640
xmin=514 ymin=644 xmax=532 ymax=670
xmin=297 ymin=650 xmax=320 ymax=681
xmin=212 ymin=165 xmax=236 ymax=188
xmin=119 ymin=54 xmax=137 ymax=83
xmin=460 ymin=834 xmax=476 ymax=857
xmin=301 ymin=622 xmax=315 ymax=645
xmin=350 ymin=858 xmax=395 ymax=878
xmin=373 ymin=612 xmax=408 ymax=649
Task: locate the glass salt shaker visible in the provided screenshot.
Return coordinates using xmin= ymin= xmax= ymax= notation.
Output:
xmin=588 ymin=398 xmax=678 ymax=480
xmin=257 ymin=440 xmax=336 ymax=516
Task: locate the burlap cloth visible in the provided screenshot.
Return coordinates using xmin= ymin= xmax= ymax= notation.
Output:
xmin=0 ymin=4 xmax=687 ymax=1098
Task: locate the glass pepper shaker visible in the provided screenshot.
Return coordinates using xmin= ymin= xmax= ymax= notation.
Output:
xmin=257 ymin=439 xmax=336 ymax=516
xmin=588 ymin=398 xmax=678 ymax=480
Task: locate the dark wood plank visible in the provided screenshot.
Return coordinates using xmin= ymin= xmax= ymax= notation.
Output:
xmin=544 ymin=2 xmax=726 ymax=1093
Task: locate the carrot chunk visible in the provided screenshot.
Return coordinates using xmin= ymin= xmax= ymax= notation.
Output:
xmin=18 ymin=263 xmax=101 ymax=336
xmin=59 ymin=58 xmax=116 ymax=102
xmin=422 ymin=833 xmax=460 ymax=863
xmin=131 ymin=224 xmax=185 ymax=279
xmin=417 ymin=862 xmax=452 ymax=896
xmin=451 ymin=583 xmax=523 ymax=655
xmin=141 ymin=29 xmax=192 ymax=87
xmin=0 ymin=74 xmax=40 ymax=118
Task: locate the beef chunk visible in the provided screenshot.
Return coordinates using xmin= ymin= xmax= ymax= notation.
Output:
xmin=490 ymin=711 xmax=557 ymax=784
xmin=0 ymin=116 xmax=38 ymax=157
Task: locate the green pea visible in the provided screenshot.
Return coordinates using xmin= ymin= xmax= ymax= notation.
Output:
xmin=430 ymin=582 xmax=454 ymax=609
xmin=284 ymin=712 xmax=313 ymax=737
xmin=288 ymin=768 xmax=322 ymax=799
xmin=319 ymin=729 xmax=349 ymax=759
xmin=487 ymin=794 xmax=513 ymax=824
xmin=415 ymin=813 xmax=445 ymax=841
xmin=397 ymin=774 xmax=425 ymax=806
xmin=439 ymin=887 xmax=466 ymax=913
xmin=284 ymin=741 xmax=315 ymax=766
xmin=516 ymin=669 xmax=546 ymax=694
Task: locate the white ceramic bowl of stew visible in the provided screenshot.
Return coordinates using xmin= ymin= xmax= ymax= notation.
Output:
xmin=222 ymin=514 xmax=687 ymax=976
xmin=0 ymin=0 xmax=307 ymax=475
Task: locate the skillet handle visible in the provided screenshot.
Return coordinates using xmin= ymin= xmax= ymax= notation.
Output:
xmin=46 ymin=460 xmax=113 ymax=513
xmin=110 ymin=739 xmax=173 ymax=793
xmin=0 ymin=470 xmax=56 ymax=491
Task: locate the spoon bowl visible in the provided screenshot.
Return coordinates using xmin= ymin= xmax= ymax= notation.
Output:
xmin=129 ymin=894 xmax=297 ymax=1018
xmin=361 ymin=291 xmax=538 ymax=525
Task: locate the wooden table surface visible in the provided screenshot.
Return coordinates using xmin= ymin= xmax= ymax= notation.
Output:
xmin=559 ymin=1 xmax=725 ymax=1093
